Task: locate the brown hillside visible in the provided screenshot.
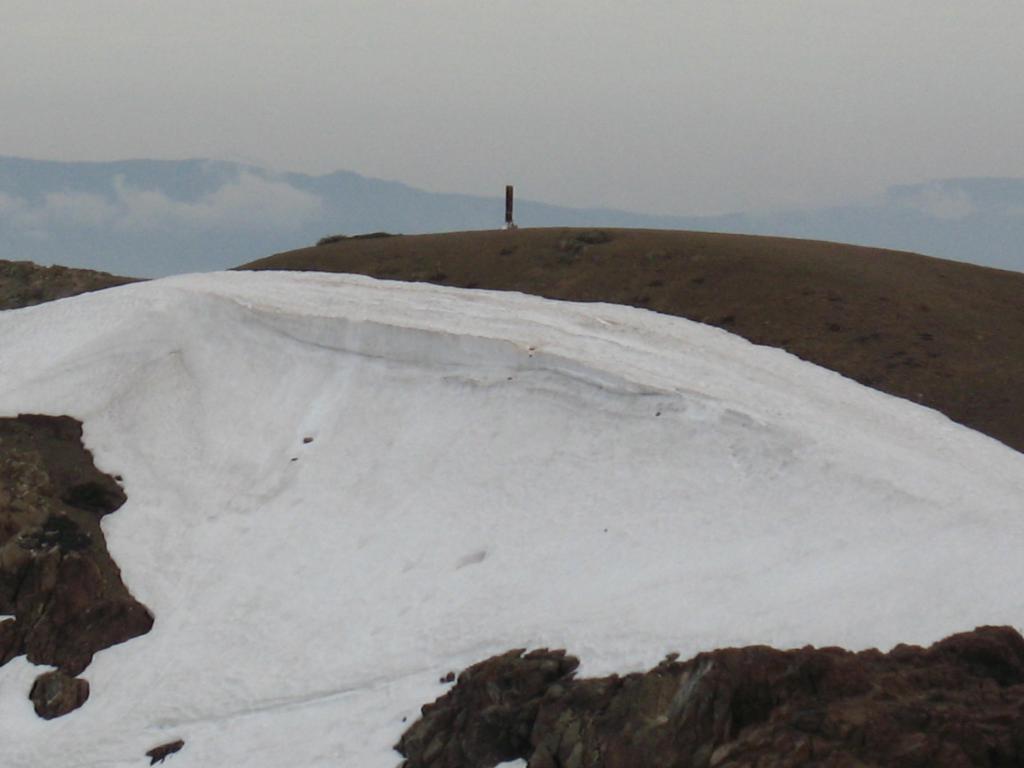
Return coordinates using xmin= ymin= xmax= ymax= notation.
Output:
xmin=0 ymin=260 xmax=136 ymax=311
xmin=241 ymin=228 xmax=1024 ymax=453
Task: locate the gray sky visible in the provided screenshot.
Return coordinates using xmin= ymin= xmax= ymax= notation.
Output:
xmin=3 ymin=1 xmax=1023 ymax=215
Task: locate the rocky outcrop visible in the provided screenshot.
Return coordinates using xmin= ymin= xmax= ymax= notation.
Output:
xmin=0 ymin=414 xmax=153 ymax=717
xmin=398 ymin=626 xmax=1024 ymax=768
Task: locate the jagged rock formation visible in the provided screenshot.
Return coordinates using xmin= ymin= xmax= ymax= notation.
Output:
xmin=0 ymin=414 xmax=152 ymax=717
xmin=398 ymin=626 xmax=1024 ymax=768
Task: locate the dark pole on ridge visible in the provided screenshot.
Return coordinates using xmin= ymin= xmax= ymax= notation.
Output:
xmin=505 ymin=185 xmax=516 ymax=230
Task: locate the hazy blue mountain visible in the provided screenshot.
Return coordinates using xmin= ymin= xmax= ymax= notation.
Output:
xmin=698 ymin=178 xmax=1024 ymax=274
xmin=1 ymin=156 xmax=1021 ymax=276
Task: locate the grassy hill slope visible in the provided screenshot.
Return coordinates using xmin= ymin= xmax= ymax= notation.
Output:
xmin=0 ymin=260 xmax=136 ymax=311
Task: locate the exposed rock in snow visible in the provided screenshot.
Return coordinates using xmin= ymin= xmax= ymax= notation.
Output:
xmin=145 ymin=738 xmax=185 ymax=765
xmin=397 ymin=648 xmax=578 ymax=767
xmin=400 ymin=626 xmax=1024 ymax=768
xmin=29 ymin=670 xmax=90 ymax=719
xmin=0 ymin=414 xmax=152 ymax=716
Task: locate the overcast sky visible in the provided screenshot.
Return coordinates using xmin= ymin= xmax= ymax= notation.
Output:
xmin=2 ymin=1 xmax=1022 ymax=216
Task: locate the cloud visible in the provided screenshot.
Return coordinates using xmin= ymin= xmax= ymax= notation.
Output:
xmin=42 ymin=189 xmax=120 ymax=228
xmin=0 ymin=173 xmax=323 ymax=233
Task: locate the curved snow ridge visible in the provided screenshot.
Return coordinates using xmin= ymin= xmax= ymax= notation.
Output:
xmin=245 ymin=303 xmax=674 ymax=405
xmin=0 ymin=270 xmax=1007 ymax=448
xmin=164 ymin=271 xmax=1009 ymax=440
xmin=182 ymin=272 xmax=724 ymax=402
xmin=172 ymin=270 xmax=1024 ymax=497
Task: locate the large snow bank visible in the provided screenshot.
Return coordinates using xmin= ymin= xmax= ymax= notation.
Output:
xmin=1 ymin=271 xmax=1022 ymax=767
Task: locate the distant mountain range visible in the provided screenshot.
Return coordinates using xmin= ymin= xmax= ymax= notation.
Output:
xmin=1 ymin=156 xmax=1021 ymax=276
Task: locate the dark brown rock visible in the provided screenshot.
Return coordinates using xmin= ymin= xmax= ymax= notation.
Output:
xmin=146 ymin=739 xmax=185 ymax=764
xmin=398 ymin=626 xmax=1024 ymax=768
xmin=0 ymin=414 xmax=152 ymax=710
xmin=396 ymin=649 xmax=579 ymax=768
xmin=0 ymin=617 xmax=22 ymax=665
xmin=23 ymin=562 xmax=156 ymax=676
xmin=29 ymin=670 xmax=89 ymax=719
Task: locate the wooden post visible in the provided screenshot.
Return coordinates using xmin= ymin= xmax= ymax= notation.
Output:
xmin=505 ymin=185 xmax=515 ymax=230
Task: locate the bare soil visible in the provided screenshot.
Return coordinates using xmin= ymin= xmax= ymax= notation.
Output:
xmin=242 ymin=228 xmax=1024 ymax=453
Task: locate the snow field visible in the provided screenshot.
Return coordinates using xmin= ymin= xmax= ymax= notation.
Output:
xmin=0 ymin=271 xmax=1022 ymax=767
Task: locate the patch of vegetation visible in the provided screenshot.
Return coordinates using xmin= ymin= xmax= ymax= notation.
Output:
xmin=317 ymin=232 xmax=401 ymax=246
